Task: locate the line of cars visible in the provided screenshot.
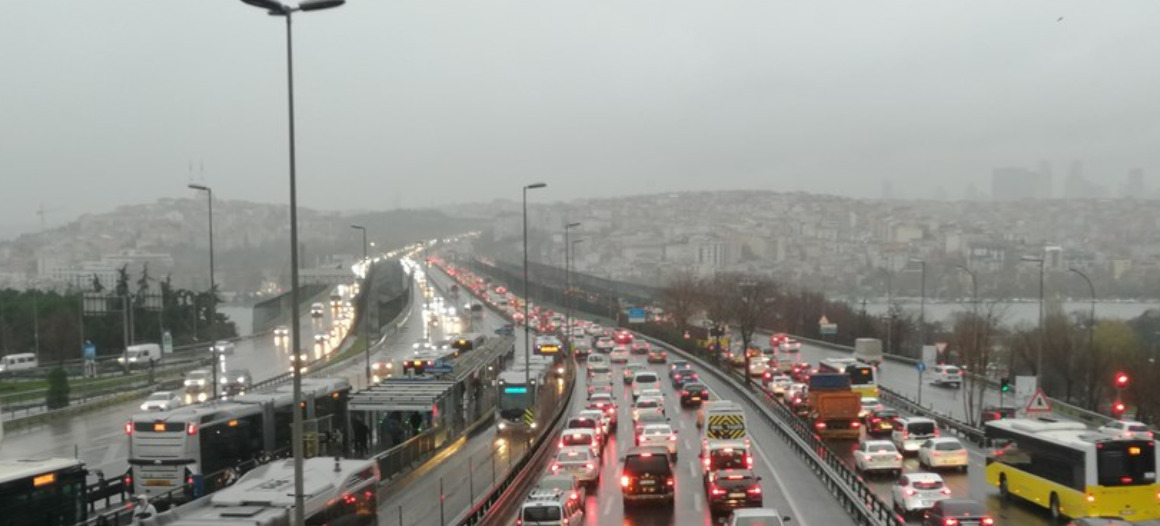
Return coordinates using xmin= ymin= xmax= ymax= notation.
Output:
xmin=517 ymin=326 xmax=792 ymax=526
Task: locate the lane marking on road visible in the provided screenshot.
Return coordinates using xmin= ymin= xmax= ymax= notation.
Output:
xmin=688 ymin=459 xmax=698 ymax=477
xmin=694 ymin=490 xmax=704 ymax=512
xmin=704 ymin=383 xmax=810 ymax=526
xmin=601 ymin=492 xmax=613 ymax=516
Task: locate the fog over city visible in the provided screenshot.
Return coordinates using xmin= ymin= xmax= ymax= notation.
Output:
xmin=3 ymin=1 xmax=1160 ymax=234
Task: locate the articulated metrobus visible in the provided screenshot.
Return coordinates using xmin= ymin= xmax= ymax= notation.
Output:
xmin=141 ymin=457 xmax=378 ymax=526
xmin=0 ymin=457 xmax=88 ymax=526
xmin=985 ymin=418 xmax=1160 ymax=521
xmin=817 ymin=358 xmax=878 ymax=397
xmin=127 ymin=377 xmax=350 ymax=497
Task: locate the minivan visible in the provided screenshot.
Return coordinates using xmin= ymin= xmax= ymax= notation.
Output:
xmin=631 ymin=371 xmax=661 ymax=401
xmin=517 ymin=487 xmax=583 ymax=526
xmin=0 ymin=353 xmax=37 ymax=372
xmin=892 ymin=417 xmax=939 ymax=454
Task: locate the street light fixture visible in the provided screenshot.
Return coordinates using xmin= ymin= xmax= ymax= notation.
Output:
xmin=188 ymin=183 xmax=218 ymax=398
xmin=351 ymin=225 xmax=369 ymax=386
xmin=1020 ymin=254 xmax=1046 ymax=386
xmin=236 ymin=1 xmax=344 ymax=525
xmin=523 ymin=182 xmax=547 ymax=404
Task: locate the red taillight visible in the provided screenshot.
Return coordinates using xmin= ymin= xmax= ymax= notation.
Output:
xmin=682 ymin=391 xmax=690 ymax=396
xmin=551 ymin=463 xmax=560 ymax=473
xmin=607 ymin=407 xmax=615 ymax=415
xmin=569 ymin=491 xmax=578 ymax=500
xmin=1122 ymin=476 xmax=1134 ymax=484
xmin=621 ymin=475 xmax=630 ymax=487
xmin=124 ymin=421 xmax=133 ymax=435
xmin=666 ymin=477 xmax=674 ymax=486
xmin=669 ymin=434 xmax=677 ymax=441
xmin=746 ymin=455 xmax=754 ymax=469
xmin=981 ymin=518 xmax=994 ymax=526
xmin=186 ymin=422 xmax=198 ymax=435
xmin=851 ymin=421 xmax=861 ymax=428
xmin=894 ymin=454 xmax=903 ymax=461
xmin=815 ymin=422 xmax=827 ymax=430
xmin=585 ymin=463 xmax=593 ymax=470
xmin=941 ymin=487 xmax=952 ymax=495
xmin=905 ymin=488 xmax=916 ymax=497
xmin=747 ymin=485 xmax=762 ymax=495
xmin=710 ymin=485 xmax=727 ymax=496
xmin=943 ymin=519 xmax=958 ymax=526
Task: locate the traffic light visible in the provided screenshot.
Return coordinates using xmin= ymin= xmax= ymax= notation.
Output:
xmin=1114 ymin=372 xmax=1130 ymax=390
xmin=1112 ymin=400 xmax=1126 ymax=417
xmin=1000 ymin=377 xmax=1011 ymax=393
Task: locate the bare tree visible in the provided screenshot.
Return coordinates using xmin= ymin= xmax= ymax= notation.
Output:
xmin=659 ymin=270 xmax=703 ymax=334
xmin=953 ymin=301 xmax=1007 ymax=425
xmin=727 ymin=275 xmax=781 ymax=385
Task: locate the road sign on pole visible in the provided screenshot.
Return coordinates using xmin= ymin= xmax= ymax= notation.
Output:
xmin=1024 ymin=388 xmax=1053 ymax=416
xmin=627 ymin=308 xmax=646 ymax=324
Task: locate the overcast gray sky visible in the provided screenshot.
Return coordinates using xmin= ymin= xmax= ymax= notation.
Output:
xmin=2 ymin=1 xmax=1159 ymax=234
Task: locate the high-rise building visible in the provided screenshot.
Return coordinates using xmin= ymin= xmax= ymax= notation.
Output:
xmin=991 ymin=167 xmax=1042 ymax=200
xmin=1121 ymin=168 xmax=1147 ymax=199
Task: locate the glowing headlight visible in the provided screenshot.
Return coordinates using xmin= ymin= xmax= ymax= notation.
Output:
xmin=197 ymin=392 xmax=208 ymax=402
xmin=530 ymin=422 xmax=538 ymax=430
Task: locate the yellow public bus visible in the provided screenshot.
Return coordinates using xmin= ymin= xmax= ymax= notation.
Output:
xmin=985 ymin=418 xmax=1160 ymax=522
xmin=817 ymin=358 xmax=878 ymax=397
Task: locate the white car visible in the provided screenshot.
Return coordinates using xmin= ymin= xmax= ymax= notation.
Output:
xmin=637 ymin=388 xmax=665 ymax=402
xmin=273 ymin=325 xmax=289 ymax=339
xmin=859 ymin=397 xmax=884 ymax=418
xmin=213 ymin=340 xmax=235 ymax=355
xmin=728 ymin=508 xmax=792 ymax=526
xmin=767 ymin=376 xmax=792 ymax=396
xmin=183 ymin=369 xmax=212 ymax=389
xmin=609 ymin=346 xmax=631 ymax=364
xmin=578 ymin=409 xmax=610 ymax=436
xmin=1098 ymin=420 xmax=1154 ymax=439
xmin=929 ymin=365 xmax=963 ymax=388
xmin=785 ymin=383 xmax=809 ymax=405
xmin=917 ymin=437 xmax=969 ymax=471
xmin=140 ymin=391 xmax=183 ymax=412
xmin=558 ymin=429 xmax=601 ymax=458
xmin=891 ymin=472 xmax=950 ymax=517
xmin=852 ymin=439 xmax=902 ymax=477
xmin=586 ymin=354 xmax=608 ymax=368
xmin=632 ymin=396 xmax=666 ymax=421
xmin=637 ymin=423 xmax=678 ymax=458
xmin=631 ymin=371 xmax=662 ymax=401
xmin=551 ymin=446 xmax=599 ymax=486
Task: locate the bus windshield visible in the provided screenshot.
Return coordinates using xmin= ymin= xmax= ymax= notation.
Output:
xmin=1098 ymin=441 xmax=1157 ymax=487
xmin=846 ymin=366 xmax=874 ymax=385
xmin=499 ymin=389 xmax=530 ymax=411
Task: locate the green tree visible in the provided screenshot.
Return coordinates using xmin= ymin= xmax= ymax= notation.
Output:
xmin=91 ymin=273 xmax=104 ymax=292
xmin=46 ymin=367 xmax=70 ymax=410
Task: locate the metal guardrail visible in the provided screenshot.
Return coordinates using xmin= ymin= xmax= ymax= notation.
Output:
xmin=877 ymin=387 xmax=986 ymax=446
xmin=638 ymin=334 xmax=906 ymax=526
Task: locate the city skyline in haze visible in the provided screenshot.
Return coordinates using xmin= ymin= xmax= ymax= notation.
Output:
xmin=4 ymin=1 xmax=1160 ymax=236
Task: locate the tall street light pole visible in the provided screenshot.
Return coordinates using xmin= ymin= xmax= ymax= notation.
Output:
xmin=564 ymin=222 xmax=581 ymax=346
xmin=237 ymin=2 xmax=344 ymax=525
xmin=351 ymin=225 xmax=369 ymax=386
xmin=1021 ymin=255 xmax=1046 ymax=387
xmin=955 ymin=264 xmax=978 ymax=364
xmin=188 ymin=184 xmax=217 ymax=397
xmin=1069 ymin=267 xmax=1096 ymax=370
xmin=523 ymin=183 xmax=547 ymax=402
xmin=569 ymin=238 xmax=585 ymax=344
xmin=909 ymin=258 xmax=926 ymax=353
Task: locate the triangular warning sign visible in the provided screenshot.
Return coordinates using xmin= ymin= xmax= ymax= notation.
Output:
xmin=1025 ymin=388 xmax=1053 ymax=414
xmin=819 ymin=315 xmax=831 ymax=325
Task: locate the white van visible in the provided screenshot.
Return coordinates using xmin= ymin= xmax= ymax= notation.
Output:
xmin=213 ymin=340 xmax=235 ymax=356
xmin=892 ymin=417 xmax=940 ymax=454
xmin=518 ymin=487 xmax=584 ymax=526
xmin=119 ymin=343 xmax=162 ymax=364
xmin=0 ymin=353 xmax=38 ymax=372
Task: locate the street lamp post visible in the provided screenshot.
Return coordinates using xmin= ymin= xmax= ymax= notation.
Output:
xmin=909 ymin=258 xmax=926 ymax=352
xmin=351 ymin=225 xmax=369 ymax=386
xmin=564 ymin=222 xmax=581 ymax=349
xmin=1069 ymin=267 xmax=1096 ymax=370
xmin=1021 ymin=255 xmax=1046 ymax=386
xmin=188 ymin=183 xmax=217 ymax=397
xmin=955 ymin=264 xmax=978 ymax=365
xmin=523 ymin=183 xmax=547 ymax=402
xmin=237 ymin=2 xmax=345 ymax=525
xmin=568 ymin=238 xmax=584 ymax=344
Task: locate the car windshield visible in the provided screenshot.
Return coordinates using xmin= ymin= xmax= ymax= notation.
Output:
xmin=912 ymin=479 xmax=944 ymax=490
xmin=558 ymin=449 xmax=590 ymax=461
xmin=866 ymin=443 xmax=895 ymax=453
xmin=1128 ymin=424 xmax=1149 ymax=432
xmin=636 ymin=399 xmax=659 ymax=408
xmin=626 ymin=454 xmax=670 ymax=473
xmin=938 ymin=500 xmax=986 ymax=515
xmin=568 ymin=419 xmax=596 ymax=430
xmin=148 ymin=393 xmax=170 ymax=401
xmin=643 ymin=426 xmax=671 ymax=436
xmin=635 ymin=373 xmax=658 ymax=383
xmin=908 ymin=422 xmax=936 ymax=435
xmin=522 ymin=505 xmax=562 ymax=521
xmin=711 ymin=450 xmax=746 ymax=468
xmin=732 ymin=516 xmax=783 ymax=526
xmin=935 ymin=441 xmax=963 ymax=451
